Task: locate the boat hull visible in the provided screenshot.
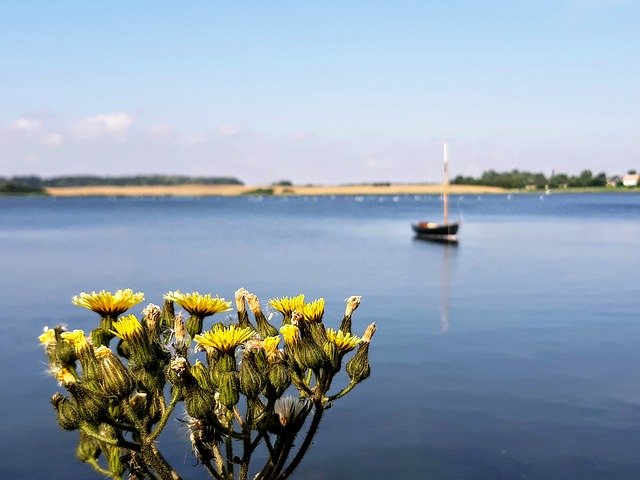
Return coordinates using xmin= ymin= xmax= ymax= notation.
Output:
xmin=412 ymin=222 xmax=459 ymax=243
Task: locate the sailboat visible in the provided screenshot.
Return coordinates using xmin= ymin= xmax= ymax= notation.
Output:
xmin=412 ymin=141 xmax=460 ymax=243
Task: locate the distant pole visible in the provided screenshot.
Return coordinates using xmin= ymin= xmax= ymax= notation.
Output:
xmin=443 ymin=141 xmax=449 ymax=224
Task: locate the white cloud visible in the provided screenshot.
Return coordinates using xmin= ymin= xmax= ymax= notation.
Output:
xmin=216 ymin=123 xmax=240 ymax=137
xmin=14 ymin=117 xmax=42 ymax=131
xmin=43 ymin=133 xmax=63 ymax=147
xmin=148 ymin=124 xmax=174 ymax=138
xmin=72 ymin=112 xmax=134 ymax=140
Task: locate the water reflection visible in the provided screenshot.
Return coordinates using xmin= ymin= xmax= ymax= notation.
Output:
xmin=439 ymin=244 xmax=455 ymax=333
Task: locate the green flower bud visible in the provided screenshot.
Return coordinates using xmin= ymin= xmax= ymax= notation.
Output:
xmin=184 ymin=384 xmax=217 ymax=420
xmin=95 ymin=346 xmax=134 ymax=399
xmin=191 ymin=361 xmax=215 ymax=390
xmin=161 ymin=298 xmax=176 ymax=331
xmin=323 ymin=341 xmax=340 ymax=372
xmin=345 ymin=342 xmax=371 ymax=383
xmin=116 ymin=338 xmax=132 ymax=359
xmin=246 ymin=294 xmax=278 ymax=338
xmin=53 ymin=328 xmax=77 ymax=366
xmin=218 ymin=372 xmax=239 ymax=409
xmin=294 ymin=336 xmax=329 ymax=372
xmin=185 ymin=313 xmax=204 ymax=338
xmin=266 ymin=361 xmax=291 ymax=398
xmin=345 ymin=322 xmax=376 ymax=384
xmin=238 ymin=352 xmax=265 ymax=398
xmin=51 ymin=393 xmax=81 ymax=431
xmin=213 ymin=352 xmax=236 ymax=376
xmin=90 ymin=327 xmax=111 ymax=348
xmin=68 ymin=384 xmax=106 ymax=423
xmin=253 ymin=347 xmax=268 ymax=371
xmin=309 ymin=322 xmax=328 ymax=348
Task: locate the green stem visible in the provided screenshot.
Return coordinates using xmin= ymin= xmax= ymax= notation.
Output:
xmin=278 ymin=401 xmax=324 ymax=479
xmin=149 ymin=387 xmax=181 ymax=442
xmin=122 ymin=399 xmax=181 ymax=479
xmin=80 ymin=425 xmax=140 ymax=451
xmin=86 ymin=458 xmax=115 ymax=478
xmin=327 ymin=381 xmax=357 ymax=402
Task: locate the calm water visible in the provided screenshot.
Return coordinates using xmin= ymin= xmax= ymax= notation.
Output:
xmin=1 ymin=193 xmax=639 ymax=479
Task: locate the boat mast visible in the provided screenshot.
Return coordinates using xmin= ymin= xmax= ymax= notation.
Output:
xmin=443 ymin=141 xmax=449 ymax=224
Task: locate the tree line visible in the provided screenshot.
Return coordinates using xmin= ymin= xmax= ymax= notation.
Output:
xmin=451 ymin=169 xmax=611 ymax=189
xmin=0 ymin=174 xmax=244 ymax=194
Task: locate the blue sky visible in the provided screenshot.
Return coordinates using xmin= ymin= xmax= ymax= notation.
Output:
xmin=1 ymin=1 xmax=638 ymax=184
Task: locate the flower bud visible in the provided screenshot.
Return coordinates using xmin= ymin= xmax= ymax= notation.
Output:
xmin=238 ymin=351 xmax=265 ymax=398
xmin=174 ymin=313 xmax=188 ymax=356
xmin=295 ymin=336 xmax=330 ymax=373
xmin=235 ymin=288 xmax=255 ymax=329
xmin=161 ymin=298 xmax=176 ymax=330
xmin=90 ymin=327 xmax=111 ymax=349
xmin=267 ymin=361 xmax=291 ymax=398
xmin=95 ymin=346 xmax=134 ymax=398
xmin=190 ymin=361 xmax=214 ymax=390
xmin=218 ymin=372 xmax=240 ymax=409
xmin=345 ymin=323 xmax=375 ymax=383
xmin=184 ymin=384 xmax=217 ymax=420
xmin=340 ymin=295 xmax=362 ymax=333
xmin=185 ymin=314 xmax=205 ymax=338
xmin=246 ymin=293 xmax=278 ymax=338
xmin=68 ymin=384 xmax=107 ymax=423
xmin=51 ymin=393 xmax=81 ymax=430
xmin=142 ymin=303 xmax=162 ymax=338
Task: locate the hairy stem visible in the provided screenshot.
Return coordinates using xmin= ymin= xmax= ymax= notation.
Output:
xmin=278 ymin=401 xmax=324 ymax=479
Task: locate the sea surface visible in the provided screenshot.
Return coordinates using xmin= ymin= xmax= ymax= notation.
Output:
xmin=1 ymin=193 xmax=639 ymax=479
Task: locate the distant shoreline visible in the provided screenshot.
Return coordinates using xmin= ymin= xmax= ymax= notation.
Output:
xmin=44 ymin=184 xmax=507 ymax=197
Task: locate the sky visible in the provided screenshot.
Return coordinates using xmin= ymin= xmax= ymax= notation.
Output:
xmin=1 ymin=0 xmax=638 ymax=184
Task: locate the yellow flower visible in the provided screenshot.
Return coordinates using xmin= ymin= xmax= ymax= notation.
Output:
xmin=53 ymin=366 xmax=77 ymax=385
xmin=110 ymin=314 xmax=145 ymax=342
xmin=72 ymin=289 xmax=144 ymax=316
xmin=302 ymin=298 xmax=325 ymax=323
xmin=262 ymin=335 xmax=281 ymax=356
xmin=326 ymin=328 xmax=361 ymax=354
xmin=194 ymin=325 xmax=254 ymax=353
xmin=269 ymin=294 xmax=305 ymax=316
xmin=61 ymin=329 xmax=90 ymax=354
xmin=279 ymin=324 xmax=300 ymax=346
xmin=164 ymin=291 xmax=232 ymax=317
xmin=39 ymin=327 xmax=56 ymax=345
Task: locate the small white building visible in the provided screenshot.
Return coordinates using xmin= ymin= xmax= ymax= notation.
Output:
xmin=622 ymin=173 xmax=640 ymax=187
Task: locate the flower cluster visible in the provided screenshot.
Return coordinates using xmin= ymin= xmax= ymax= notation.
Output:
xmin=40 ymin=288 xmax=376 ymax=480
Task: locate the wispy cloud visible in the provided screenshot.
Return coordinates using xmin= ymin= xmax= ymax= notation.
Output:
xmin=71 ymin=112 xmax=134 ymax=140
xmin=1 ymin=112 xmax=635 ymax=182
xmin=13 ymin=118 xmax=42 ymax=131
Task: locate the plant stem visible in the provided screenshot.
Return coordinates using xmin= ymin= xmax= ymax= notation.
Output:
xmin=278 ymin=401 xmax=324 ymax=479
xmin=327 ymin=381 xmax=357 ymax=402
xmin=149 ymin=387 xmax=181 ymax=442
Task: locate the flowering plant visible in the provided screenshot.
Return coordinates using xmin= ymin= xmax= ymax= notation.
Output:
xmin=41 ymin=289 xmax=376 ymax=480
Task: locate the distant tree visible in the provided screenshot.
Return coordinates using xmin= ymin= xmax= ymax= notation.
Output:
xmin=628 ymin=169 xmax=637 ymax=175
xmin=592 ymin=172 xmax=607 ymax=187
xmin=272 ymin=180 xmax=293 ymax=186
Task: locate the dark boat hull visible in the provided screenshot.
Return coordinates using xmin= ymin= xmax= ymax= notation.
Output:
xmin=412 ymin=221 xmax=459 ymax=243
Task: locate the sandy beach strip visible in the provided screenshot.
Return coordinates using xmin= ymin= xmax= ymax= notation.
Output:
xmin=45 ymin=183 xmax=505 ymax=197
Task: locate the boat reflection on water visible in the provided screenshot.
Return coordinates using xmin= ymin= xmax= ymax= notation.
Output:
xmin=439 ymin=243 xmax=455 ymax=333
xmin=413 ymin=237 xmax=458 ymax=333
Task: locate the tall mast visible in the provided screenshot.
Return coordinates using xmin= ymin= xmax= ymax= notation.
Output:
xmin=443 ymin=141 xmax=449 ymax=224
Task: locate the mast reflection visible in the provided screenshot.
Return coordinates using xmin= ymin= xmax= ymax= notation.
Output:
xmin=440 ymin=243 xmax=455 ymax=333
